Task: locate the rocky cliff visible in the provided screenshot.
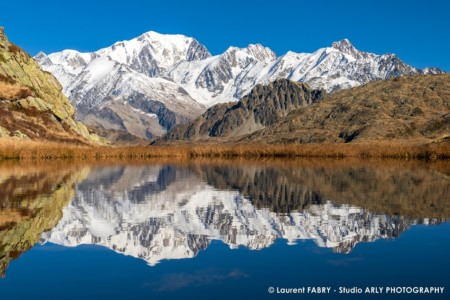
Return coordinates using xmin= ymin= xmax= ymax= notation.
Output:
xmin=0 ymin=28 xmax=102 ymax=144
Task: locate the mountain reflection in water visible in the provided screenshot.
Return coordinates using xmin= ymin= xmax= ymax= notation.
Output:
xmin=10 ymin=160 xmax=445 ymax=269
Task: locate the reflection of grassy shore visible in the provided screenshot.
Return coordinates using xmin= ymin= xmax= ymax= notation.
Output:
xmin=0 ymin=138 xmax=449 ymax=160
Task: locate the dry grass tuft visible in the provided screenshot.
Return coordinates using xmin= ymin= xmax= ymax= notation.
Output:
xmin=0 ymin=81 xmax=32 ymax=100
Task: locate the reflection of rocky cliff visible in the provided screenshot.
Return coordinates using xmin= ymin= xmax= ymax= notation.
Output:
xmin=0 ymin=163 xmax=90 ymax=277
xmin=42 ymin=162 xmax=450 ymax=266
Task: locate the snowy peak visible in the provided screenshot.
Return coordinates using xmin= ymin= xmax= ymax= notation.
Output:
xmin=34 ymin=51 xmax=52 ymax=67
xmin=96 ymin=30 xmax=211 ymax=77
xmin=48 ymin=50 xmax=93 ymax=73
xmin=223 ymin=44 xmax=276 ymax=62
xmin=243 ymin=44 xmax=277 ymax=61
xmin=331 ymin=38 xmax=369 ymax=59
xmin=331 ymin=38 xmax=354 ymax=52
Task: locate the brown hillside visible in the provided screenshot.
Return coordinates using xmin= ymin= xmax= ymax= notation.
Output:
xmin=246 ymin=74 xmax=450 ymax=144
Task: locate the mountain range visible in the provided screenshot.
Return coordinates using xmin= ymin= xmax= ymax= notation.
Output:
xmin=34 ymin=30 xmax=443 ymax=141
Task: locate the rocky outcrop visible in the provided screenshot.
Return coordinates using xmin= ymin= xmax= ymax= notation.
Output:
xmin=0 ymin=27 xmax=102 ymax=144
xmin=156 ymin=79 xmax=325 ymax=142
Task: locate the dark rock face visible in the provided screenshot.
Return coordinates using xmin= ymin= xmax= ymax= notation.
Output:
xmin=156 ymin=79 xmax=325 ymax=142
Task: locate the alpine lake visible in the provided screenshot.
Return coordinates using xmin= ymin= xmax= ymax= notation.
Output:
xmin=0 ymin=159 xmax=449 ymax=300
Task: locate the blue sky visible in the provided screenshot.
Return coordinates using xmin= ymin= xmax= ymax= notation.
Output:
xmin=1 ymin=0 xmax=449 ymax=71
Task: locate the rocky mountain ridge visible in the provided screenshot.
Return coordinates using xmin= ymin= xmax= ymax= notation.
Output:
xmin=246 ymin=74 xmax=450 ymax=144
xmin=158 ymin=79 xmax=325 ymax=141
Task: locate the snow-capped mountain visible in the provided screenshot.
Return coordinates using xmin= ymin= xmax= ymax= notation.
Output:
xmin=41 ymin=165 xmax=431 ymax=266
xmin=35 ymin=31 xmax=210 ymax=140
xmin=35 ymin=32 xmax=443 ymax=140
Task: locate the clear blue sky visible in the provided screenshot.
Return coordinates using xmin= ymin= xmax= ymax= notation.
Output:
xmin=1 ymin=0 xmax=448 ymax=71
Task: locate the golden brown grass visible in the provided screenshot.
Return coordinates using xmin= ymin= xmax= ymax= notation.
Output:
xmin=0 ymin=81 xmax=32 ymax=100
xmin=0 ymin=138 xmax=449 ymax=161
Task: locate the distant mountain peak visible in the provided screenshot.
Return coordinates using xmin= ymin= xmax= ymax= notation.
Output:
xmin=332 ymin=38 xmax=354 ymax=50
xmin=223 ymin=43 xmax=276 ymax=62
xmin=331 ymin=38 xmax=366 ymax=59
xmin=245 ymin=43 xmax=277 ymax=61
xmin=34 ymin=51 xmax=47 ymax=59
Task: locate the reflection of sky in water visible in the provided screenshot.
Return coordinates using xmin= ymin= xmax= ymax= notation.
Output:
xmin=0 ymin=162 xmax=449 ymax=299
xmin=2 ymin=225 xmax=449 ymax=300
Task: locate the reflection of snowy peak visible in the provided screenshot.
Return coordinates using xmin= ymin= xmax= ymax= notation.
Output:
xmin=35 ymin=32 xmax=443 ymax=140
xmin=42 ymin=166 xmax=420 ymax=266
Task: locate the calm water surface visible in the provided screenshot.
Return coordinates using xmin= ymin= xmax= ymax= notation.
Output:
xmin=0 ymin=160 xmax=449 ymax=299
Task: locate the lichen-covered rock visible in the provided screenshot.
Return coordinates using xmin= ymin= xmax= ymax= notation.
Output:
xmin=0 ymin=125 xmax=10 ymax=137
xmin=0 ymin=31 xmax=74 ymax=120
xmin=17 ymin=96 xmax=53 ymax=111
xmin=0 ymin=28 xmax=103 ymax=144
xmin=12 ymin=130 xmax=29 ymax=140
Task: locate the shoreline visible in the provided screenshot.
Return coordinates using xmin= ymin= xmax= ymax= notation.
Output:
xmin=1 ymin=139 xmax=449 ymax=161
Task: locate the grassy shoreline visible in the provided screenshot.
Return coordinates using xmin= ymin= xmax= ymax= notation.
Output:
xmin=1 ymin=138 xmax=449 ymax=161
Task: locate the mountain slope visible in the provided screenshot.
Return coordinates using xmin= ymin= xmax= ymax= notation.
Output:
xmin=65 ymin=57 xmax=205 ymax=139
xmin=0 ymin=28 xmax=101 ymax=143
xmin=246 ymin=74 xmax=450 ymax=143
xmin=157 ymin=79 xmax=325 ymax=142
